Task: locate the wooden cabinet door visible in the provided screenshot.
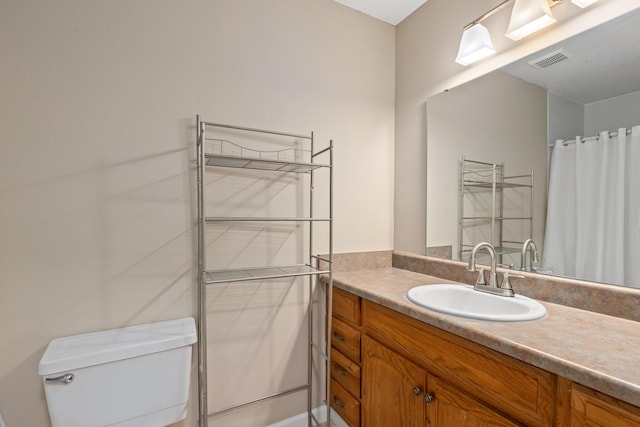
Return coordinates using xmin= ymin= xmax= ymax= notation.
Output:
xmin=361 ymin=336 xmax=426 ymax=427
xmin=568 ymin=382 xmax=640 ymax=427
xmin=363 ymin=301 xmax=553 ymax=426
xmin=426 ymin=375 xmax=522 ymax=427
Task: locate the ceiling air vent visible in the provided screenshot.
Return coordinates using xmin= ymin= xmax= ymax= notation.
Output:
xmin=528 ymin=49 xmax=574 ymax=70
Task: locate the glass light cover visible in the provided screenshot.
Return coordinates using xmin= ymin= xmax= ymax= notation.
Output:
xmin=455 ymin=24 xmax=496 ymax=66
xmin=571 ymin=0 xmax=598 ymax=7
xmin=506 ymin=0 xmax=557 ymax=41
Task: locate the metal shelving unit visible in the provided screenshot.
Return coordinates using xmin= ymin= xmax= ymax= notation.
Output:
xmin=196 ymin=117 xmax=333 ymax=427
xmin=458 ymin=157 xmax=533 ymax=266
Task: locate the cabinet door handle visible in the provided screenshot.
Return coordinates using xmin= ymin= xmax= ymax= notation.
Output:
xmin=334 ymin=363 xmax=348 ymax=376
xmin=424 ymin=393 xmax=434 ymax=404
xmin=333 ymin=395 xmax=346 ymax=409
xmin=412 ymin=386 xmax=421 ymax=396
xmin=332 ymin=331 xmax=346 ymax=342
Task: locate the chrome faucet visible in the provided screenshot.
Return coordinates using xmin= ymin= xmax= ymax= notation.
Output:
xmin=467 ymin=242 xmax=521 ymax=297
xmin=467 ymin=242 xmax=498 ymax=288
xmin=521 ymin=239 xmax=539 ymax=272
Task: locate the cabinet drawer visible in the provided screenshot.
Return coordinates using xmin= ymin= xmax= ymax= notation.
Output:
xmin=331 ymin=378 xmax=361 ymax=427
xmin=331 ymin=348 xmax=361 ymax=398
xmin=333 ymin=287 xmax=361 ymax=326
xmin=332 ymin=317 xmax=361 ymax=362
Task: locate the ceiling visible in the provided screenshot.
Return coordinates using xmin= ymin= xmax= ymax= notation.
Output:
xmin=332 ymin=0 xmax=429 ymax=25
xmin=333 ymin=1 xmax=640 ymax=104
xmin=502 ymin=7 xmax=640 ymax=104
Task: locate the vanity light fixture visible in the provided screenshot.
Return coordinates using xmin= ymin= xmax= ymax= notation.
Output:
xmin=571 ymin=0 xmax=598 ymax=7
xmin=456 ymin=0 xmax=564 ymax=66
xmin=454 ymin=0 xmax=513 ymax=66
xmin=506 ymin=0 xmax=557 ymax=41
xmin=455 ymin=23 xmax=496 ymax=66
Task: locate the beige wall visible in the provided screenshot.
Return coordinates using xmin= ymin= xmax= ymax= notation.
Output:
xmin=0 ymin=0 xmax=394 ymax=426
xmin=395 ymin=0 xmax=640 ymax=254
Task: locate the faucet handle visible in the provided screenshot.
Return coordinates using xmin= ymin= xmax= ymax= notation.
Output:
xmin=500 ymin=271 xmax=525 ymax=291
xmin=498 ymin=263 xmax=515 ymax=269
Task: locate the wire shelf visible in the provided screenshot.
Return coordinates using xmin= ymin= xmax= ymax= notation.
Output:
xmin=204 ymin=138 xmax=329 ymax=172
xmin=204 ymin=264 xmax=329 ymax=284
xmin=463 ymin=180 xmax=533 ymax=189
xmin=197 ymin=118 xmax=334 ymax=427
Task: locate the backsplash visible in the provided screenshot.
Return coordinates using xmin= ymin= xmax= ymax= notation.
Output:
xmin=322 ymin=250 xmax=393 ymax=273
xmin=393 ymin=251 xmax=640 ymax=322
xmin=324 ymin=250 xmax=640 ymax=322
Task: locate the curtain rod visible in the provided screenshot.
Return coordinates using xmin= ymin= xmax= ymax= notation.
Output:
xmin=549 ymin=128 xmax=633 ymax=148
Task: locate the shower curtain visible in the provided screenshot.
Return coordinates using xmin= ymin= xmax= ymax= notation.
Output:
xmin=542 ymin=126 xmax=640 ymax=287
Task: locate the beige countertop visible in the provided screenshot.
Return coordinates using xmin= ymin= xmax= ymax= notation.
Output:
xmin=331 ymin=267 xmax=640 ymax=408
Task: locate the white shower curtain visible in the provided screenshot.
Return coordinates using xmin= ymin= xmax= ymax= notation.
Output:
xmin=542 ymin=126 xmax=640 ymax=287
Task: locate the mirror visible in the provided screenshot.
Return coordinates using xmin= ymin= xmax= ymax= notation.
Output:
xmin=426 ymin=7 xmax=640 ymax=289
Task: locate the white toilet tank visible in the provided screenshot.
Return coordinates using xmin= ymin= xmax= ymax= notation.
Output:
xmin=39 ymin=317 xmax=197 ymax=427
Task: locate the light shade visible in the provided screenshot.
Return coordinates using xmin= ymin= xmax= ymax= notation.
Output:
xmin=506 ymin=0 xmax=557 ymax=41
xmin=571 ymin=0 xmax=598 ymax=7
xmin=455 ymin=24 xmax=496 ymax=66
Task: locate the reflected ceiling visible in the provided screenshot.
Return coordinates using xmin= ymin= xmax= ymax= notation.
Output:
xmin=502 ymin=8 xmax=640 ymax=104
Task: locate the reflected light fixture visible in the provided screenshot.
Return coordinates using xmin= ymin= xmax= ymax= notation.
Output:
xmin=571 ymin=0 xmax=598 ymax=7
xmin=506 ymin=0 xmax=556 ymax=40
xmin=455 ymin=24 xmax=496 ymax=66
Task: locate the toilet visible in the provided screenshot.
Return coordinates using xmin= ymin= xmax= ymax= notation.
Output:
xmin=39 ymin=317 xmax=197 ymax=427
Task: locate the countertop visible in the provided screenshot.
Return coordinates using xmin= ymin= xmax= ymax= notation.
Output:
xmin=331 ymin=267 xmax=640 ymax=408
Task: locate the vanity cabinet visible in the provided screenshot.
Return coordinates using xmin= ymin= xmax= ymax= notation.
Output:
xmin=331 ymin=286 xmax=640 ymax=427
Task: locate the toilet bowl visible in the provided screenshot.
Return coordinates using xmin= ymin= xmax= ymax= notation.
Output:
xmin=39 ymin=317 xmax=197 ymax=427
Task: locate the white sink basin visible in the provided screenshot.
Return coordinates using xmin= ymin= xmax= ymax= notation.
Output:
xmin=407 ymin=284 xmax=547 ymax=322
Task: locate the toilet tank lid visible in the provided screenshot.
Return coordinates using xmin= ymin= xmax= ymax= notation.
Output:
xmin=39 ymin=317 xmax=197 ymax=376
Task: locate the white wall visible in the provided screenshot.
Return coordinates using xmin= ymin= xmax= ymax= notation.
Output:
xmin=426 ymin=71 xmax=547 ymax=263
xmin=0 ymin=0 xmax=395 ymax=426
xmin=585 ymin=89 xmax=640 ymax=135
xmin=395 ymin=0 xmax=640 ymax=254
xmin=548 ymin=92 xmax=585 ymax=143
xmin=548 ymin=89 xmax=640 ymax=143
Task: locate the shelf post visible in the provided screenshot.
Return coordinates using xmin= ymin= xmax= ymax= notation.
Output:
xmin=196 ymin=116 xmax=209 ymax=427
